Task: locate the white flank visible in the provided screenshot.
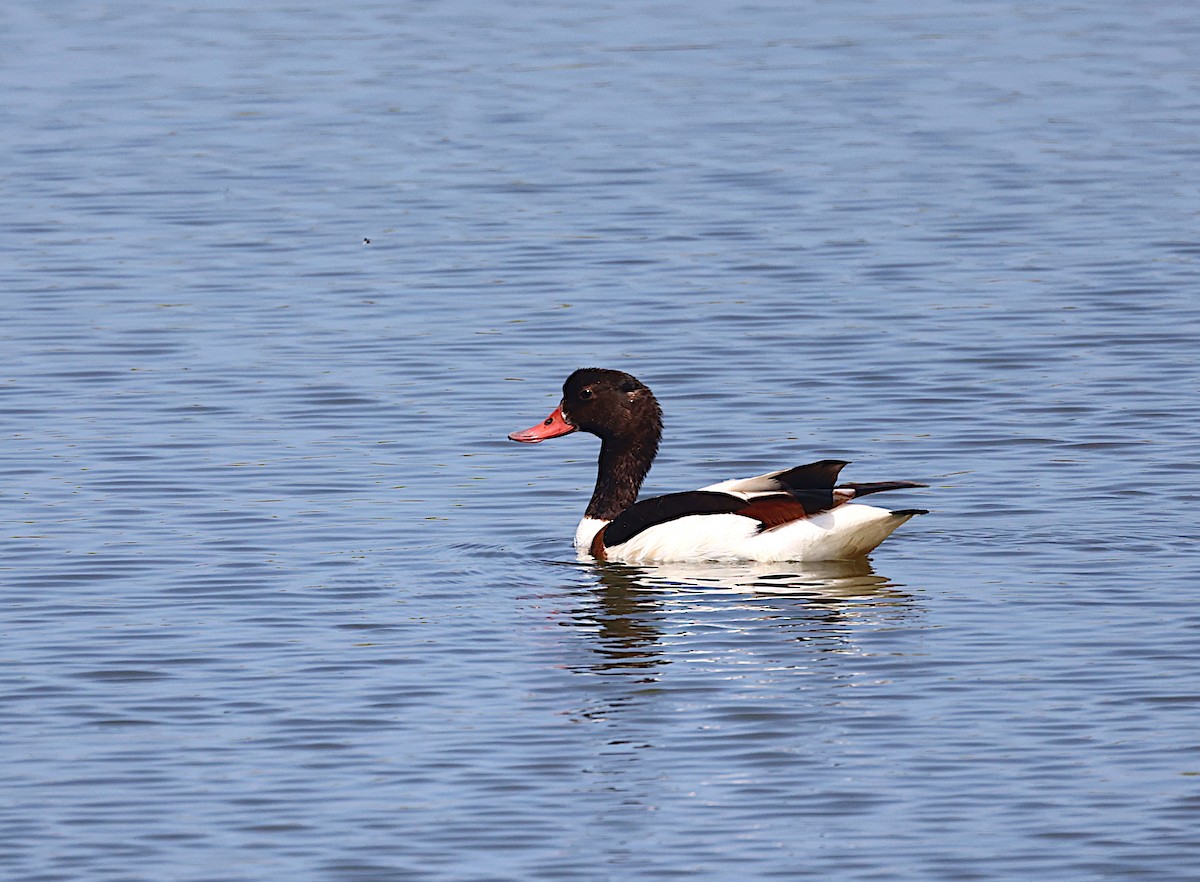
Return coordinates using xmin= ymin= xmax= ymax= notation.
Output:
xmin=577 ymin=504 xmax=920 ymax=564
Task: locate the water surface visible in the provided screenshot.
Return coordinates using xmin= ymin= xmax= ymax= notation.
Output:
xmin=2 ymin=2 xmax=1199 ymax=880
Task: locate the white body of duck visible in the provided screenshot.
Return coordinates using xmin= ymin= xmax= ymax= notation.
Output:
xmin=572 ymin=503 xmax=919 ymax=564
xmin=510 ymin=369 xmax=927 ymax=563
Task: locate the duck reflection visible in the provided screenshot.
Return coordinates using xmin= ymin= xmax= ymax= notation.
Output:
xmin=566 ymin=557 xmax=917 ymax=676
xmin=572 ymin=563 xmax=669 ymax=675
xmin=609 ymin=557 xmax=893 ymax=596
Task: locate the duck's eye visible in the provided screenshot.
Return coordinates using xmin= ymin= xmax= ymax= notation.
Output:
xmin=579 ymin=388 xmax=593 ymax=400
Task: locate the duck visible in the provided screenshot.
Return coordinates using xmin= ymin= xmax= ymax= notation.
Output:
xmin=509 ymin=368 xmax=928 ymax=563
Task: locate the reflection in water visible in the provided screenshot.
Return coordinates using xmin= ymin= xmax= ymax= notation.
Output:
xmin=571 ymin=564 xmax=669 ymax=675
xmin=565 ymin=557 xmax=918 ymax=676
xmin=607 ymin=557 xmax=899 ymax=597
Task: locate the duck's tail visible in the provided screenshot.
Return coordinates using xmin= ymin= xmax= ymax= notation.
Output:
xmin=838 ymin=480 xmax=927 ymax=499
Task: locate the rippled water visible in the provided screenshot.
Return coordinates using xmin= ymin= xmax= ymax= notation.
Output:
xmin=3 ymin=1 xmax=1199 ymax=879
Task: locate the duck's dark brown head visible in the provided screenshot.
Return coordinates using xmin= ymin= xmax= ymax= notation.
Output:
xmin=559 ymin=368 xmax=662 ymax=444
xmin=509 ymin=368 xmax=663 ymax=519
xmin=508 ymin=368 xmax=663 ymax=446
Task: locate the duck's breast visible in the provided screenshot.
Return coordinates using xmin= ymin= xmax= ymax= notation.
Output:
xmin=574 ymin=517 xmax=609 ymax=553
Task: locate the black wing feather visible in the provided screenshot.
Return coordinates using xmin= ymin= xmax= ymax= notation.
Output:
xmin=767 ymin=459 xmax=847 ymax=515
xmin=603 ymin=491 xmax=746 ymax=548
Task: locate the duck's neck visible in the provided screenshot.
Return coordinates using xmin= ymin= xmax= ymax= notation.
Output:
xmin=585 ymin=434 xmax=658 ymax=520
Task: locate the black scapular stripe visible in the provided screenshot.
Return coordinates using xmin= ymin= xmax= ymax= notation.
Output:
xmin=603 ymin=491 xmax=747 ymax=548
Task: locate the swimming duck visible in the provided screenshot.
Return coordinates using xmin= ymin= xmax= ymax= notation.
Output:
xmin=509 ymin=368 xmax=927 ymax=563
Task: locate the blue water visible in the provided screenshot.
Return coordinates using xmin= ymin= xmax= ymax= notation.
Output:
xmin=3 ymin=1 xmax=1199 ymax=880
